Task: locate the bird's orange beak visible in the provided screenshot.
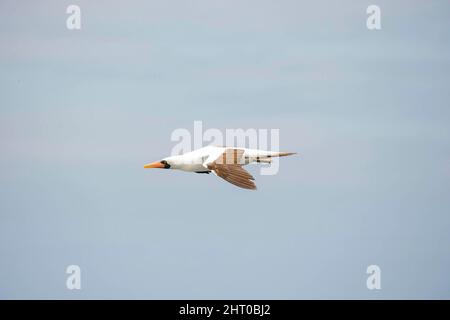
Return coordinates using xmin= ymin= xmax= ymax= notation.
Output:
xmin=143 ymin=161 xmax=165 ymax=169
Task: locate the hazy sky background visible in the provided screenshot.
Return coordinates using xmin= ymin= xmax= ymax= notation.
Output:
xmin=1 ymin=0 xmax=449 ymax=299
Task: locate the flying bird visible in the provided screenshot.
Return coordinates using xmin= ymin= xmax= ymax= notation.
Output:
xmin=144 ymin=146 xmax=295 ymax=190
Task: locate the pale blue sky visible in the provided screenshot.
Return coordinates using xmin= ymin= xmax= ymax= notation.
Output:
xmin=1 ymin=0 xmax=450 ymax=299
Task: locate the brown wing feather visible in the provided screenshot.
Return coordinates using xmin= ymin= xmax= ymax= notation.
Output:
xmin=216 ymin=165 xmax=256 ymax=190
xmin=207 ymin=149 xmax=257 ymax=190
xmin=215 ymin=148 xmax=246 ymax=165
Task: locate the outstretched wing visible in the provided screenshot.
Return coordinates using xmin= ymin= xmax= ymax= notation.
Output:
xmin=204 ymin=148 xmax=257 ymax=190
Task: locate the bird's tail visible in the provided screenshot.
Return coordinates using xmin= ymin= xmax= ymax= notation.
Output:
xmin=254 ymin=151 xmax=296 ymax=163
xmin=275 ymin=152 xmax=296 ymax=157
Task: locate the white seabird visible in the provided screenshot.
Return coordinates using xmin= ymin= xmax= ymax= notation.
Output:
xmin=144 ymin=146 xmax=295 ymax=190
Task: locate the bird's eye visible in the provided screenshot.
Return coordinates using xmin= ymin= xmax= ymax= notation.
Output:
xmin=160 ymin=160 xmax=170 ymax=168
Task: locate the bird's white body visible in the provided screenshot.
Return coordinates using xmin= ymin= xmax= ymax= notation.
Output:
xmin=162 ymin=146 xmax=285 ymax=172
xmin=144 ymin=145 xmax=295 ymax=190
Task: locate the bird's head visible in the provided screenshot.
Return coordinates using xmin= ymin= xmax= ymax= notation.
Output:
xmin=143 ymin=159 xmax=171 ymax=169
